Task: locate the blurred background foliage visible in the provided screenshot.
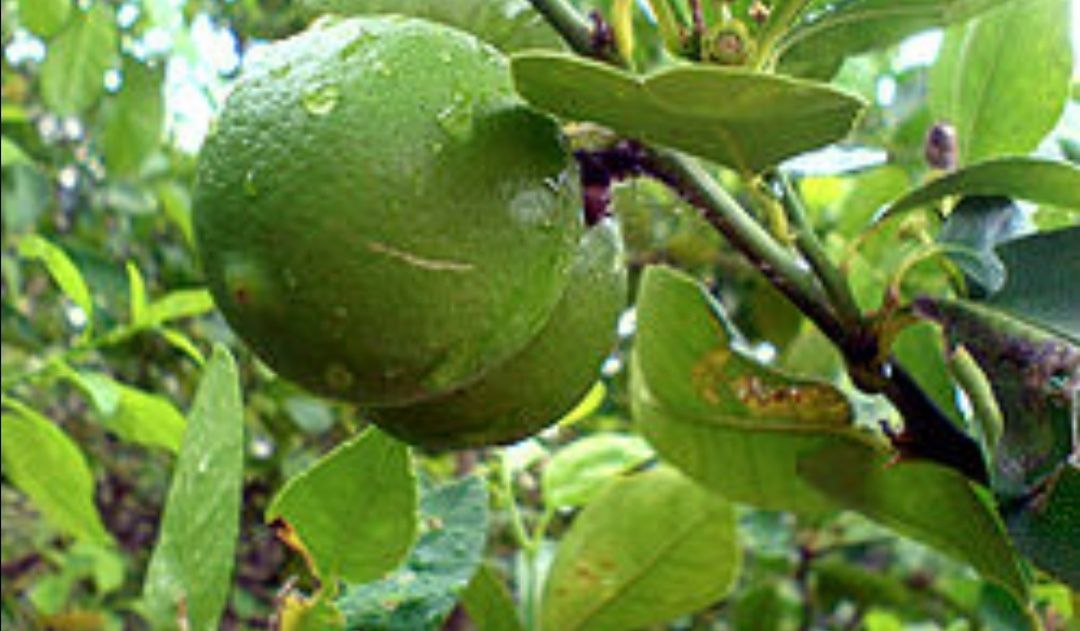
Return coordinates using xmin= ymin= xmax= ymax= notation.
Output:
xmin=1 ymin=0 xmax=1078 ymax=629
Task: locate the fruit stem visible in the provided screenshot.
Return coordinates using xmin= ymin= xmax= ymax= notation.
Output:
xmin=498 ymin=455 xmax=543 ymax=630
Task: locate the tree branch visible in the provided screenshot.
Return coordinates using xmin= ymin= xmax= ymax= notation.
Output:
xmin=528 ymin=0 xmax=988 ymax=483
xmin=636 ymin=148 xmax=844 ymax=343
xmin=525 ymin=0 xmax=621 ymax=63
xmin=768 ymin=171 xmax=861 ymax=326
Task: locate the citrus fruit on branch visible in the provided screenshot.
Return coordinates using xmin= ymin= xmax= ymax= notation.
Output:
xmin=194 ymin=15 xmax=625 ymax=447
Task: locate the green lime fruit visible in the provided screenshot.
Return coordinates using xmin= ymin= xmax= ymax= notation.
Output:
xmin=368 ymin=221 xmax=627 ymax=449
xmin=194 ymin=16 xmax=583 ymax=407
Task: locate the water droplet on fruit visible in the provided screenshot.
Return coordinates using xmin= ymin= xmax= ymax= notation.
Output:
xmin=325 ymin=363 xmax=355 ymax=390
xmin=302 ymin=84 xmax=340 ymax=116
xmin=438 ymin=51 xmax=452 ymax=64
xmin=370 ymin=59 xmax=392 ymax=77
xmin=436 ymin=93 xmax=474 ymax=141
xmin=242 ymin=170 xmax=258 ymax=196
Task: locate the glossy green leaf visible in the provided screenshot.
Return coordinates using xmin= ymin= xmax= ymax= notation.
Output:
xmin=104 ymin=60 xmax=164 ymax=177
xmin=916 ymin=299 xmax=1076 ymax=498
xmin=337 ymin=476 xmax=487 ymax=630
xmin=797 ymin=441 xmax=1026 ymax=598
xmin=777 ymin=0 xmax=1021 ymax=78
xmin=885 ymin=158 xmax=1080 ymax=216
xmin=929 ymin=0 xmax=1072 ymax=164
xmin=40 ymin=3 xmax=117 ymax=115
xmin=1002 ymin=465 xmax=1080 ymax=589
xmin=985 ymin=227 xmax=1080 ymax=342
xmin=511 ymin=51 xmax=865 ymax=173
xmin=72 ymin=372 xmax=187 ymax=453
xmin=18 ymin=0 xmax=71 ymax=38
xmin=631 ymin=265 xmax=874 ymax=515
xmin=937 ymin=196 xmax=1023 ymax=295
xmin=143 ymin=345 xmax=244 ymax=630
xmin=542 ymin=433 xmax=654 ymax=508
xmin=0 ymin=399 xmax=111 ymax=545
xmin=18 ymin=234 xmax=93 ymax=327
xmin=541 ymin=466 xmax=740 ymax=631
xmin=265 ymin=427 xmax=417 ymax=584
xmin=462 ymin=565 xmax=526 ymax=631
xmin=298 ymin=0 xmax=562 ymax=52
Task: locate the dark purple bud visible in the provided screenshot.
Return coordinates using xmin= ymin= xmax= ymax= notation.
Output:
xmin=924 ymin=122 xmax=958 ymax=171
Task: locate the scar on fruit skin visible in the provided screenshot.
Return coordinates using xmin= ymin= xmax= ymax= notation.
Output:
xmin=366 ymin=241 xmax=474 ymax=272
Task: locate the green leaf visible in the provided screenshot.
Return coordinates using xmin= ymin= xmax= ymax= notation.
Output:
xmin=0 ymin=399 xmax=111 ymax=545
xmin=885 ymin=158 xmax=1080 ymax=217
xmin=157 ymin=327 xmax=207 ymax=365
xmin=929 ymin=0 xmax=1073 ymax=164
xmin=731 ymin=584 xmax=789 ymax=631
xmin=71 ymin=372 xmax=187 ymax=453
xmin=892 ymin=321 xmax=964 ymax=427
xmin=104 ymin=60 xmax=164 ymax=177
xmin=542 ymin=433 xmax=654 ymax=508
xmin=18 ymin=234 xmax=94 ymax=331
xmin=143 ymin=345 xmax=244 ymax=630
xmin=541 ymin=466 xmax=740 ymax=631
xmin=297 ymin=0 xmax=562 ymax=52
xmin=985 ymin=227 xmax=1080 ymax=341
xmin=776 ymin=0 xmax=1023 ymax=78
xmin=157 ymin=180 xmax=195 ymax=247
xmin=834 ymin=164 xmax=911 ymax=237
xmin=916 ymin=299 xmax=1076 ymax=498
xmin=337 ymin=476 xmax=488 ymax=630
xmin=1002 ymin=466 xmax=1080 ymax=589
xmin=796 ymin=441 xmax=1027 ymax=598
xmin=18 ymin=0 xmax=71 ymax=38
xmin=125 ymin=261 xmax=148 ymax=327
xmin=937 ymin=196 xmax=1023 ymax=295
xmin=279 ymin=593 xmax=346 ymax=631
xmin=145 ymin=289 xmax=215 ymax=326
xmin=1 ymin=135 xmax=32 ymax=168
xmin=511 ymin=51 xmax=865 ymax=173
xmin=462 ymin=565 xmax=526 ymax=631
xmin=631 ymin=265 xmax=873 ymax=515
xmin=814 ymin=559 xmax=927 ymax=617
xmin=266 ymin=427 xmax=417 ymax=584
xmin=40 ymin=3 xmax=118 ymax=115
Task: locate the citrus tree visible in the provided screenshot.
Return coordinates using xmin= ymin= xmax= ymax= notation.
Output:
xmin=2 ymin=0 xmax=1078 ymax=629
